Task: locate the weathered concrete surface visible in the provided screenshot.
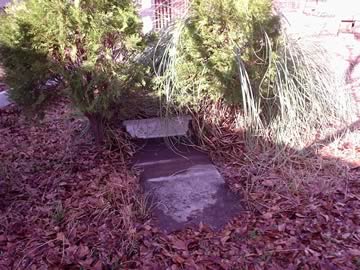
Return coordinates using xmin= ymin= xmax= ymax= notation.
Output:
xmin=0 ymin=91 xmax=10 ymax=108
xmin=133 ymin=140 xmax=242 ymax=232
xmin=124 ymin=116 xmax=191 ymax=139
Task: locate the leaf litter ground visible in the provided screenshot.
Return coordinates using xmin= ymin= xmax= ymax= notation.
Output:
xmin=0 ymin=97 xmax=359 ymax=270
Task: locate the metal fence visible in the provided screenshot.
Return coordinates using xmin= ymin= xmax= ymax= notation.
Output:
xmin=153 ymin=0 xmax=188 ymax=30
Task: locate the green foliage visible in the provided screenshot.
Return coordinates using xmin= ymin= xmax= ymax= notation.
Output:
xmin=0 ymin=0 xmax=146 ymax=118
xmin=0 ymin=15 xmax=54 ymax=111
xmin=156 ymin=0 xmax=354 ymax=149
xmin=160 ymin=0 xmax=280 ymax=105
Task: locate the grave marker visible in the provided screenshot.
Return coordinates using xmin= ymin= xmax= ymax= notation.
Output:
xmin=124 ymin=117 xmax=242 ymax=232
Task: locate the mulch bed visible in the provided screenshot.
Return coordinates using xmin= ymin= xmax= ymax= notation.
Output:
xmin=1 ymin=100 xmax=360 ymax=269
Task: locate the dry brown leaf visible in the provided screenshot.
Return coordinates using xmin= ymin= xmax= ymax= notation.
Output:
xmin=93 ymin=261 xmax=102 ymax=270
xmin=349 ymin=249 xmax=360 ymax=256
xmin=278 ymin=224 xmax=286 ymax=232
xmin=172 ymin=238 xmax=188 ymax=251
xmin=263 ymin=212 xmax=273 ymax=219
xmin=77 ymin=244 xmax=90 ymax=258
xmin=220 ymin=236 xmax=230 ymax=245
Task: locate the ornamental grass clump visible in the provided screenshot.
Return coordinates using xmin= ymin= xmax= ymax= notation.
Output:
xmin=156 ymin=0 xmax=354 ymax=149
xmin=0 ymin=0 xmax=146 ymax=144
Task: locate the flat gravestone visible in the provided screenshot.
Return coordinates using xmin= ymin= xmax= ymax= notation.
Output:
xmin=125 ymin=117 xmax=242 ymax=232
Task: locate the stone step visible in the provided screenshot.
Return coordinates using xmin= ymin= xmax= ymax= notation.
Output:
xmin=133 ymin=141 xmax=242 ymax=232
xmin=123 ymin=116 xmax=191 ymax=139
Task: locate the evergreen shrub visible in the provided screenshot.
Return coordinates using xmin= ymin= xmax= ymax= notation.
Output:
xmin=159 ymin=0 xmax=281 ymax=105
xmin=156 ymin=0 xmax=353 ymax=148
xmin=0 ymin=0 xmax=146 ymax=143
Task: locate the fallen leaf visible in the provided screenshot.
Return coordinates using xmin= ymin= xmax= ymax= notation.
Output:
xmin=172 ymin=238 xmax=187 ymax=251
xmin=278 ymin=224 xmax=286 ymax=232
xmin=349 ymin=249 xmax=360 ymax=256
xmin=221 ymin=236 xmax=230 ymax=245
xmin=173 ymin=255 xmax=185 ymax=264
xmin=77 ymin=244 xmax=90 ymax=258
xmin=263 ymin=179 xmax=276 ymax=187
xmin=93 ymin=261 xmax=102 ymax=270
xmin=263 ymin=212 xmax=273 ymax=219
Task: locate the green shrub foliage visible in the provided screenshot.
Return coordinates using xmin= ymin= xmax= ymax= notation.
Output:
xmin=157 ymin=0 xmax=353 ymax=149
xmin=162 ymin=0 xmax=280 ymax=105
xmin=0 ymin=0 xmax=145 ymax=142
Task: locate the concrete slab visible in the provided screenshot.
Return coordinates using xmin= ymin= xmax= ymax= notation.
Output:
xmin=0 ymin=91 xmax=11 ymax=108
xmin=124 ymin=116 xmax=191 ymax=139
xmin=133 ymin=140 xmax=242 ymax=232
